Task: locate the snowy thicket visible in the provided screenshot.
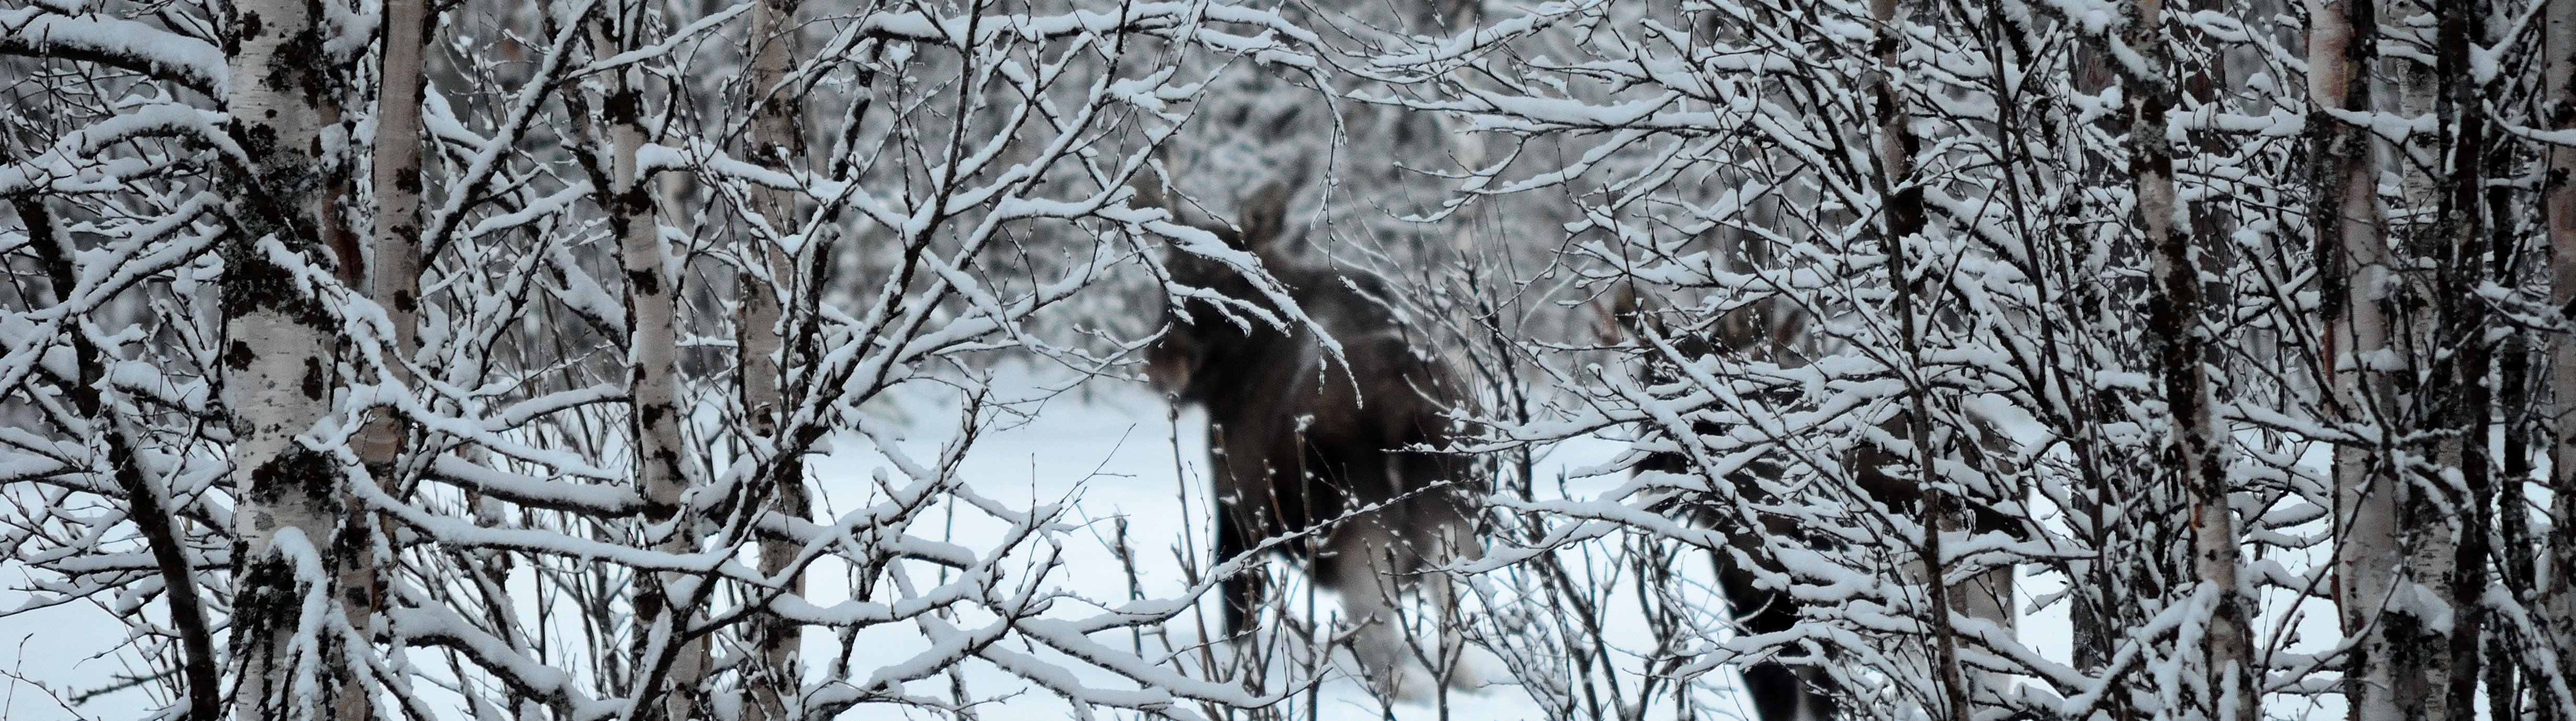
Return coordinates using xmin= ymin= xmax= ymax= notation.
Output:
xmin=0 ymin=0 xmax=1332 ymax=717
xmin=1359 ymin=0 xmax=2576 ymax=720
xmin=1 ymin=0 xmax=2571 ymax=720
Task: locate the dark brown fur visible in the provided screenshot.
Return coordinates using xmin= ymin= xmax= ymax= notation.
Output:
xmin=1617 ymin=292 xmax=2015 ymax=721
xmin=1141 ymin=184 xmax=1477 ymax=682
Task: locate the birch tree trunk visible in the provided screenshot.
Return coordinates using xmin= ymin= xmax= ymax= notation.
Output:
xmin=359 ymin=3 xmax=428 ymax=507
xmin=2380 ymin=4 xmax=2460 ymax=719
xmin=337 ymin=4 xmax=431 ymax=720
xmin=2545 ymin=0 xmax=2576 ymax=705
xmin=742 ymin=0 xmax=808 ymax=716
xmin=588 ymin=3 xmax=703 ymax=716
xmin=2311 ymin=2 xmax=2403 ymax=721
xmin=2430 ymin=2 xmax=2493 ymax=719
xmin=2128 ymin=1 xmax=2256 ymax=718
xmin=220 ymin=0 xmax=353 ymax=717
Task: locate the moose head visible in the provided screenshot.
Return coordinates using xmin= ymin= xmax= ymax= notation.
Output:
xmin=1138 ymin=178 xmax=1480 ymax=699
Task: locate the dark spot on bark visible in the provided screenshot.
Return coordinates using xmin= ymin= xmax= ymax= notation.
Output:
xmin=267 ymin=23 xmax=336 ymax=102
xmin=394 ymin=172 xmax=422 ymax=194
xmin=253 ymin=511 xmax=274 ymax=531
xmin=641 ymin=403 xmax=665 ymax=425
xmin=628 ymin=268 xmax=661 ymax=296
xmin=227 ymin=548 xmax=324 ymax=717
xmin=612 ymin=186 xmax=657 ymax=219
xmin=393 ymin=289 xmax=417 ymax=313
xmin=302 ymin=356 xmax=326 ymax=400
xmin=221 ymin=236 xmax=340 ymax=330
xmin=651 ymin=449 xmax=683 ymax=477
xmin=227 ymin=340 xmax=258 ymax=370
xmin=240 ymin=12 xmax=264 ymax=40
xmin=333 ymin=515 xmax=379 ymax=589
xmin=239 ymin=123 xmax=280 ymax=158
xmin=605 ymin=89 xmax=645 ymax=123
xmin=245 ymin=443 xmax=342 ymax=511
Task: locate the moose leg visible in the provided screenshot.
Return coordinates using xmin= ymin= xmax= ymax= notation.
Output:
xmin=1715 ymin=540 xmax=1838 ymax=721
xmin=1216 ymin=508 xmax=1265 ymax=639
xmin=1397 ymin=452 xmax=1483 ymax=692
xmin=1323 ymin=517 xmax=1421 ymax=699
xmin=1951 ymin=505 xmax=2018 ymax=706
xmin=1210 ymin=419 xmax=1282 ymax=640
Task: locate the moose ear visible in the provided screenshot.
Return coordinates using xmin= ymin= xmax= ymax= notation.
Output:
xmin=1126 ymin=164 xmax=1261 ymax=251
xmin=1127 ymin=168 xmax=1170 ymax=213
xmin=1233 ymin=182 xmax=1292 ymax=252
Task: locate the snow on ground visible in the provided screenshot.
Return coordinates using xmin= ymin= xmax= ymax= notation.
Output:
xmin=799 ymin=363 xmax=1645 ymax=719
xmin=0 ymin=362 xmax=2352 ymax=720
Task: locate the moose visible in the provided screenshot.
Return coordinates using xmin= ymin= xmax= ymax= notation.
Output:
xmin=1615 ymin=290 xmax=2018 ymax=721
xmin=1136 ymin=179 xmax=1480 ymax=697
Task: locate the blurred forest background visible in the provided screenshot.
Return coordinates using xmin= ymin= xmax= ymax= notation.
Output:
xmin=1 ymin=0 xmax=2573 ymax=719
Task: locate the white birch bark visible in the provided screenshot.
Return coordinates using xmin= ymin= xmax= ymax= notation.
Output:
xmin=336 ymin=5 xmax=429 ymax=720
xmin=360 ymin=1 xmax=428 ymax=492
xmin=2312 ymin=2 xmax=2402 ymax=721
xmin=221 ymin=0 xmax=351 ymax=717
xmin=588 ymin=4 xmax=704 ymax=716
xmin=2545 ymin=0 xmax=2576 ymax=701
xmin=742 ymin=1 xmax=806 ymax=716
xmin=2385 ymin=5 xmax=2458 ymax=719
xmin=2128 ymin=1 xmax=2257 ymax=718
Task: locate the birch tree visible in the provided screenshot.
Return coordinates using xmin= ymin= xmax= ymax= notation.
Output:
xmin=2128 ymin=0 xmax=2257 ymax=717
xmin=2548 ymin=0 xmax=2576 ymax=712
xmin=736 ymin=1 xmax=804 ymax=717
xmin=218 ymin=0 xmax=363 ymax=715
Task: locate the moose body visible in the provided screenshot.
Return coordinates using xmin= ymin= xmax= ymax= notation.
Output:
xmin=1141 ymin=183 xmax=1478 ymax=694
xmin=1622 ymin=299 xmax=2017 ymax=721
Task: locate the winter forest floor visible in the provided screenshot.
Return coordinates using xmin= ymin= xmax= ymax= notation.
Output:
xmin=2 ymin=362 xmax=2355 ymax=721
